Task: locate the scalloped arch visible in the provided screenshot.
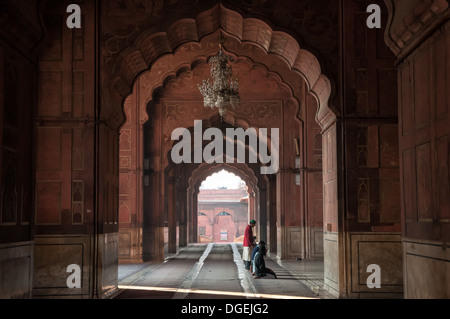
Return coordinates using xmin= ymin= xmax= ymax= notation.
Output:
xmin=137 ymin=51 xmax=294 ymax=124
xmin=188 ymin=162 xmax=259 ymax=195
xmin=162 ymin=111 xmax=278 ymax=174
xmin=112 ymin=3 xmax=335 ymax=129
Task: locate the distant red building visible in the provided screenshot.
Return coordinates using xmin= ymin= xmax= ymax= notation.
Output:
xmin=197 ymin=188 xmax=249 ymax=243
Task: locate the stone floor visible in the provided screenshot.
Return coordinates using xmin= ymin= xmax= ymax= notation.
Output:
xmin=114 ymin=243 xmax=334 ymax=300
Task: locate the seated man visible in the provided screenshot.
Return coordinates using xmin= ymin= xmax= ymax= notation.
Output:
xmin=253 ymin=244 xmax=277 ymax=279
xmin=251 ymin=240 xmax=263 ymax=275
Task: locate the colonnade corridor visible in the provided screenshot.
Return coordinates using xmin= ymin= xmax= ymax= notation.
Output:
xmin=114 ymin=243 xmax=330 ymax=300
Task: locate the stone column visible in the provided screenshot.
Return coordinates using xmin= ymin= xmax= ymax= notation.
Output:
xmin=0 ymin=0 xmax=43 ymax=298
xmin=178 ymin=187 xmax=188 ymax=248
xmin=167 ymin=169 xmax=177 ymax=254
xmin=248 ymin=185 xmax=255 ymax=222
xmin=193 ymin=190 xmax=199 ymax=243
xmin=385 ymin=0 xmax=450 ymax=299
xmin=320 ymin=1 xmax=404 ymax=299
xmin=142 ymin=168 xmax=165 ymax=262
xmin=275 ymin=169 xmax=290 ymax=259
xmin=32 ymin=0 xmax=121 ymax=298
xmin=187 ymin=188 xmax=194 ymax=244
xmin=322 ymin=122 xmax=342 ymax=297
xmin=268 ymin=177 xmax=277 ymax=255
xmin=257 ymin=187 xmax=268 ymax=244
xmin=118 ymin=78 xmax=147 ymax=263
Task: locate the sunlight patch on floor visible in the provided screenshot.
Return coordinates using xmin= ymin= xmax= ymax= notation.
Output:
xmin=117 ymin=285 xmax=319 ymax=299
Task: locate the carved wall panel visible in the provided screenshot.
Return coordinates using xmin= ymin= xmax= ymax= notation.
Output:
xmin=72 ymin=128 xmax=85 ymax=171
xmin=38 ymin=72 xmax=63 ymax=117
xmin=36 ymin=0 xmax=99 ymax=235
xmin=385 ymin=0 xmax=450 ymax=299
xmin=349 ymin=233 xmax=403 ymax=298
xmin=398 ymin=21 xmax=450 ymax=242
xmin=36 ymin=181 xmax=62 ymax=225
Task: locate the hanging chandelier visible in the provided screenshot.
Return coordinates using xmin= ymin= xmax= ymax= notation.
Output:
xmin=198 ymin=41 xmax=240 ymax=117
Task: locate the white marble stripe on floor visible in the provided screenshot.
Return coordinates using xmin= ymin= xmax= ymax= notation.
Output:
xmin=172 ymin=243 xmax=214 ymax=299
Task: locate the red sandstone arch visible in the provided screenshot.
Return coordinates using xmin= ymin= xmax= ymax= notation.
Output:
xmin=119 ymin=3 xmax=328 ymax=261
xmin=186 ymin=162 xmax=266 ymax=243
xmin=128 ymin=36 xmax=299 ymax=126
xmin=189 ymin=162 xmax=259 ymax=194
xmin=112 ymin=3 xmax=336 ymax=130
xmin=134 ymin=49 xmax=291 ymax=171
xmin=162 ymin=112 xmax=281 ymax=172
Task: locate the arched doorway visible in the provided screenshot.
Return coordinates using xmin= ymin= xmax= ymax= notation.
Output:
xmin=197 ymin=170 xmax=248 ymax=243
xmin=117 ymin=20 xmax=328 ymax=263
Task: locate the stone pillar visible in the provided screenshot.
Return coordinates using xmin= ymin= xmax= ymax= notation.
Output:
xmin=187 ymin=188 xmax=194 ymax=244
xmin=142 ymin=98 xmax=165 ymax=261
xmin=385 ymin=0 xmax=450 ymax=299
xmin=193 ymin=190 xmax=199 ymax=243
xmin=248 ymin=186 xmax=255 ymax=222
xmin=118 ymin=78 xmax=147 ymax=263
xmin=178 ymin=187 xmax=188 ymax=248
xmin=167 ymin=169 xmax=177 ymax=254
xmin=275 ymin=97 xmax=305 ymax=260
xmin=320 ymin=1 xmax=404 ymax=299
xmin=142 ymin=168 xmax=165 ymax=262
xmin=32 ymin=0 xmax=121 ymax=298
xmin=268 ymin=177 xmax=277 ymax=255
xmin=322 ymin=122 xmax=341 ymax=296
xmin=276 ymin=169 xmax=301 ymax=260
xmin=0 ymin=1 xmax=42 ymax=298
xmin=257 ymin=187 xmax=268 ymax=244
xmin=304 ymin=94 xmax=324 ymax=259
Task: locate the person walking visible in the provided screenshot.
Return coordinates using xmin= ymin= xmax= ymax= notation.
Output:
xmin=242 ymin=220 xmax=256 ymax=271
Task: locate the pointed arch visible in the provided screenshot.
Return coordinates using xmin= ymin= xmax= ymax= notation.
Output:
xmin=110 ymin=3 xmax=336 ymax=130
